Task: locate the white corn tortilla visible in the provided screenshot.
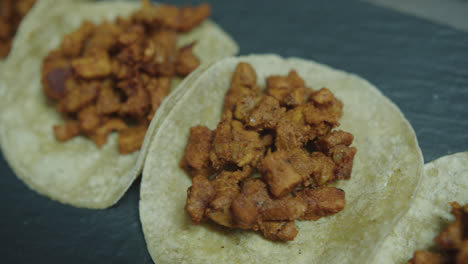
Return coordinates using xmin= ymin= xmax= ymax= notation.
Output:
xmin=140 ymin=54 xmax=424 ymax=264
xmin=373 ymin=152 xmax=468 ymax=263
xmin=0 ymin=0 xmax=238 ymax=208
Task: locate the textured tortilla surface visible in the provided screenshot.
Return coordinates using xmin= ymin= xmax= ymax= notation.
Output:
xmin=140 ymin=54 xmax=423 ymax=264
xmin=373 ymin=152 xmax=468 ymax=263
xmin=0 ymin=0 xmax=238 ymax=209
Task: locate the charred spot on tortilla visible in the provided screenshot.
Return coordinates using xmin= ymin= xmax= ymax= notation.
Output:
xmin=0 ymin=0 xmax=36 ymax=58
xmin=407 ymin=202 xmax=468 ymax=264
xmin=180 ymin=62 xmax=357 ymax=241
xmin=42 ymin=0 xmax=211 ymax=154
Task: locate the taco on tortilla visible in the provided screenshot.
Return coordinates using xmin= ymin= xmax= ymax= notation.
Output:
xmin=0 ymin=0 xmax=238 ymax=209
xmin=373 ymin=152 xmax=468 ymax=264
xmin=140 ymin=54 xmax=423 ymax=263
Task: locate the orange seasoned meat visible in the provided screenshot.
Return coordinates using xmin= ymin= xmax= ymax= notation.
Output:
xmin=262 ymin=150 xmax=303 ymax=198
xmin=408 ymin=202 xmax=468 ymax=264
xmin=299 ymin=187 xmax=346 ymax=220
xmin=181 ymin=63 xmax=356 ymax=241
xmin=181 ymin=126 xmax=213 ymax=176
xmin=53 ymin=121 xmax=81 ymax=141
xmin=0 ymin=0 xmax=36 ymax=58
xmin=42 ymin=1 xmax=211 ymax=154
xmin=186 ymin=175 xmax=215 ymax=224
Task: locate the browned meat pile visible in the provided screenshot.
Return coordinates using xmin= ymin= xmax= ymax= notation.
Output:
xmin=42 ymin=0 xmax=210 ymax=154
xmin=180 ymin=62 xmax=357 ymax=241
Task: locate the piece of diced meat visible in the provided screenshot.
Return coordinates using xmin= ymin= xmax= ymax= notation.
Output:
xmin=310 ymin=152 xmax=336 ymax=185
xmin=408 ymin=251 xmax=444 ymax=264
xmin=91 ymin=118 xmax=128 ymax=147
xmin=262 ymin=150 xmax=303 ymax=198
xmin=175 ymin=43 xmax=200 ymax=76
xmin=185 ymin=175 xmax=215 ymax=224
xmin=58 ymin=81 xmax=99 ymax=113
xmin=71 ymin=52 xmax=111 ymax=79
xmin=210 ymin=115 xmax=264 ymax=169
xmin=434 ymin=219 xmax=463 ymax=250
xmin=117 ymin=125 xmax=147 ymax=154
xmin=311 ymin=88 xmax=334 ymax=105
xmin=246 ymin=96 xmax=285 ymax=131
xmin=299 ymin=187 xmax=345 ymax=221
xmin=261 ymin=196 xmax=307 ymax=221
xmin=330 ymin=145 xmax=357 ymax=180
xmin=77 ymin=105 xmax=101 ymax=134
xmin=119 ymin=85 xmax=149 ymax=118
xmin=315 ymin=130 xmax=354 ymax=154
xmin=231 ymin=179 xmax=269 ymax=229
xmin=182 ymin=126 xmax=213 ymax=171
xmin=53 ymin=121 xmax=80 ymax=141
xmin=145 ymin=77 xmax=171 ymax=120
xmin=288 ymin=149 xmax=316 ymax=185
xmin=258 ymin=221 xmax=298 ymax=241
xmin=96 ymin=81 xmax=121 ymax=114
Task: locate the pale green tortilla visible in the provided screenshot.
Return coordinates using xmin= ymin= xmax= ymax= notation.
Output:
xmin=373 ymin=152 xmax=468 ymax=263
xmin=140 ymin=54 xmax=423 ymax=264
xmin=0 ymin=0 xmax=238 ymax=209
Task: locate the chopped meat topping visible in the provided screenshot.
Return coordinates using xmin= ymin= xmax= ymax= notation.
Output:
xmin=408 ymin=202 xmax=468 ymax=264
xmin=0 ymin=0 xmax=36 ymax=58
xmin=181 ymin=63 xmax=356 ymax=241
xmin=42 ymin=1 xmax=211 ymax=154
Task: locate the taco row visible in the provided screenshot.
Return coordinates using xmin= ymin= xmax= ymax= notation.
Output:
xmin=0 ymin=0 xmax=466 ymax=264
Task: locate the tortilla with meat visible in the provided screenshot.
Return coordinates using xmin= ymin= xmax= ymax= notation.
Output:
xmin=0 ymin=0 xmax=238 ymax=209
xmin=373 ymin=152 xmax=468 ymax=263
xmin=139 ymin=54 xmax=423 ymax=263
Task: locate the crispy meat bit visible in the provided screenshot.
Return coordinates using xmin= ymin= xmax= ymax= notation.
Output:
xmin=435 ymin=217 xmax=463 ymax=250
xmin=119 ymin=84 xmax=149 ymax=118
xmin=311 ymin=87 xmax=335 ymax=105
xmin=206 ymin=171 xmax=243 ymax=227
xmin=210 ymin=115 xmax=264 ymax=169
xmin=181 ymin=126 xmax=213 ymax=172
xmin=276 ymin=119 xmax=313 ymax=152
xmin=59 ymin=81 xmax=99 ymax=113
xmin=299 ymin=187 xmax=345 ymax=220
xmin=246 ymin=96 xmax=285 ymax=131
xmin=186 ymin=175 xmax=215 ymax=224
xmin=118 ymin=125 xmax=147 ymax=154
xmin=265 ymin=70 xmax=307 ymax=106
xmin=408 ymin=251 xmax=444 ymax=264
xmin=261 ymin=196 xmax=307 ymax=221
xmin=178 ymin=4 xmax=211 ymax=32
xmin=53 ymin=121 xmax=80 ymax=141
xmin=259 ymin=221 xmax=298 ymax=241
xmin=72 ymin=52 xmax=112 ymax=79
xmin=96 ymin=81 xmax=121 ymax=114
xmin=224 ymin=63 xmax=260 ymax=120
xmin=310 ymin=152 xmax=336 ymax=185
xmin=315 ymin=130 xmax=354 ymax=154
xmin=146 ymin=77 xmax=170 ymax=120
xmin=288 ymin=149 xmax=316 ymax=185
xmin=330 ymin=145 xmax=357 ymax=180
xmin=262 ymin=150 xmax=303 ymax=198
xmin=91 ymin=118 xmax=128 ymax=147
xmin=231 ymin=179 xmax=269 ymax=229
xmin=77 ymin=105 xmax=101 ymax=133
xmin=176 ymin=43 xmax=200 ymax=76
xmin=60 ymin=21 xmax=95 ymax=57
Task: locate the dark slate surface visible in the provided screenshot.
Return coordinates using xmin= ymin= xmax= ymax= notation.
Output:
xmin=1 ymin=0 xmax=467 ymax=263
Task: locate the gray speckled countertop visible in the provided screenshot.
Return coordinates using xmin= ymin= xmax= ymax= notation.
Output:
xmin=1 ymin=0 xmax=467 ymax=263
